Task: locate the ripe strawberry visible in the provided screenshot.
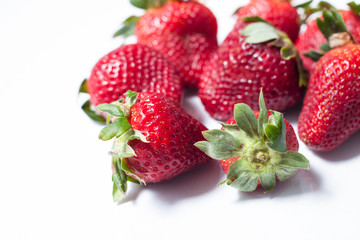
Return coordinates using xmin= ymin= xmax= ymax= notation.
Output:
xmin=196 ymin=91 xmax=309 ymax=192
xmin=298 ymin=10 xmax=360 ymax=151
xmin=296 ymin=6 xmax=360 ymax=72
xmin=198 ymin=18 xmax=305 ymax=121
xmin=97 ymin=90 xmax=211 ymax=201
xmin=236 ymin=0 xmax=300 ymax=42
xmin=80 ymin=44 xmax=183 ymax=122
xmin=115 ymin=0 xmax=218 ymax=88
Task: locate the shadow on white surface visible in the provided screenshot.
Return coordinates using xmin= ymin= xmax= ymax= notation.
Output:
xmin=140 ymin=160 xmax=223 ymax=204
xmin=237 ymin=168 xmax=321 ymax=201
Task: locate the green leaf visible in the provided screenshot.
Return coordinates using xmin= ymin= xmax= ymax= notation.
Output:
xmin=115 ymin=118 xmax=131 ymax=138
xmin=112 ymin=182 xmax=124 ymax=202
xmin=241 ymin=22 xmax=279 ymax=44
xmin=242 ymin=16 xmax=269 ymax=24
xmin=279 ymin=151 xmax=310 ymax=169
xmin=78 ymin=79 xmax=88 ymax=94
xmin=349 ymin=1 xmax=360 ymax=15
xmin=274 ymin=165 xmax=298 ymax=182
xmin=281 ymin=46 xmax=296 ymax=60
xmin=97 ymin=103 xmax=125 ymax=117
xmin=112 ymin=158 xmax=128 ymax=202
xmin=121 ymin=159 xmax=146 ymax=185
xmin=234 ymin=103 xmax=259 ymax=139
xmin=265 ymin=111 xmax=287 ymax=153
xmin=227 ymin=160 xmax=259 ymax=192
xmin=257 ymin=90 xmax=268 ymax=139
xmin=195 ymin=129 xmax=243 ymax=160
xmin=319 ymin=43 xmax=331 ymax=52
xmin=303 ymin=50 xmax=324 ymax=62
xmin=81 ymin=100 xmax=106 ymax=123
xmin=113 ymin=16 xmax=139 ymax=39
xmin=295 ymin=0 xmax=313 ymax=8
xmin=130 ymin=0 xmax=148 ymax=9
xmin=125 ymin=90 xmax=139 ymax=108
xmin=259 ymin=170 xmax=276 ymax=192
xmin=99 ymin=118 xmax=128 ymax=141
xmin=220 ymin=123 xmax=250 ymax=144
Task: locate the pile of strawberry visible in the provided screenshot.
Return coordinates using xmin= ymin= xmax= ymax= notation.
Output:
xmin=79 ymin=0 xmax=360 ymax=202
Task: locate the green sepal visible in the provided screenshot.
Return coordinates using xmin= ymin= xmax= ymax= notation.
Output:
xmin=241 ymin=22 xmax=279 ymax=44
xmin=281 ymin=46 xmax=297 ymax=60
xmin=98 ymin=117 xmax=131 ymax=141
xmin=257 ymin=89 xmax=268 ymax=139
xmin=79 ymin=79 xmax=88 ymax=94
xmin=227 ymin=160 xmax=259 ymax=192
xmin=121 ymin=159 xmax=146 ymax=185
xmin=81 ymin=100 xmax=106 ymax=124
xmin=273 ymin=165 xmax=298 ymax=182
xmin=130 ymin=0 xmax=148 ymax=9
xmin=234 ymin=103 xmax=259 ymax=140
xmin=195 ymin=129 xmax=243 ymax=160
xmin=348 ymin=1 xmax=360 ymax=15
xmin=259 ymin=170 xmax=276 ymax=193
xmin=303 ymin=50 xmax=324 ymax=62
xmin=220 ymin=123 xmax=250 ymax=144
xmin=279 ymin=151 xmax=310 ymax=170
xmin=97 ymin=104 xmax=125 ymax=118
xmin=124 ymin=90 xmax=139 ymax=108
xmin=317 ymin=10 xmax=351 ymax=40
xmin=113 ymin=16 xmax=140 ymax=39
xmin=112 ymin=157 xmax=128 ymax=202
xmin=264 ymin=111 xmax=287 ymax=153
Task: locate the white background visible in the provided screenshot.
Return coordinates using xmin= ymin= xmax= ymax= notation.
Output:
xmin=1 ymin=0 xmax=359 ymax=239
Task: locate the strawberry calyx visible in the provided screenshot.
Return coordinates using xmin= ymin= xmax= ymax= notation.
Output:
xmin=195 ymin=91 xmax=310 ymax=192
xmin=348 ymin=1 xmax=360 ymax=15
xmin=304 ymin=9 xmax=356 ymax=62
xmin=97 ymin=90 xmax=149 ymax=202
xmin=78 ymin=79 xmax=106 ymax=124
xmin=241 ymin=16 xmax=308 ymax=87
xmin=295 ymin=0 xmax=335 ymax=24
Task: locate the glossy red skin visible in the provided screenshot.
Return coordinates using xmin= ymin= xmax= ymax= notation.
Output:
xmin=135 ymin=1 xmax=218 ymax=89
xmin=237 ymin=0 xmax=300 ymax=42
xmin=87 ymin=44 xmax=183 ymax=107
xmin=298 ymin=44 xmax=360 ymax=151
xmin=220 ymin=111 xmax=299 ymax=174
xmin=198 ymin=22 xmax=303 ymax=121
xmin=295 ymin=10 xmax=360 ymax=72
xmin=125 ymin=92 xmax=211 ymax=182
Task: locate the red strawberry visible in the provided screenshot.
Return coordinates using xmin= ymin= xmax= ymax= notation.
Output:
xmin=298 ymin=44 xmax=360 ymax=151
xmin=116 ymin=0 xmax=218 ymax=88
xmin=81 ymin=44 xmax=183 ymax=122
xmin=298 ymin=10 xmax=360 ymax=151
xmin=236 ymin=0 xmax=300 ymax=42
xmin=196 ymin=91 xmax=309 ymax=192
xmin=97 ymin=91 xmax=211 ymax=201
xmin=296 ymin=9 xmax=360 ymax=72
xmin=198 ymin=19 xmax=305 ymax=121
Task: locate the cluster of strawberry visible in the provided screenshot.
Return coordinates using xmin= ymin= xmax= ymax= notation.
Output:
xmin=79 ymin=0 xmax=360 ymax=202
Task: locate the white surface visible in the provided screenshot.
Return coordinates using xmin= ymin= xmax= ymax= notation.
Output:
xmin=1 ymin=0 xmax=359 ymax=239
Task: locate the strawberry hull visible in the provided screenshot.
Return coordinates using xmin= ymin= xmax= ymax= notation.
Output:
xmin=298 ymin=44 xmax=360 ymax=151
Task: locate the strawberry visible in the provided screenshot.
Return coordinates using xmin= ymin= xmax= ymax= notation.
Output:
xmin=298 ymin=10 xmax=360 ymax=151
xmin=296 ymin=3 xmax=360 ymax=72
xmin=80 ymin=44 xmax=183 ymax=122
xmin=236 ymin=0 xmax=300 ymax=42
xmin=198 ymin=18 xmax=305 ymax=121
xmin=115 ymin=0 xmax=218 ymax=89
xmin=97 ymin=90 xmax=211 ymax=201
xmin=195 ymin=91 xmax=309 ymax=192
